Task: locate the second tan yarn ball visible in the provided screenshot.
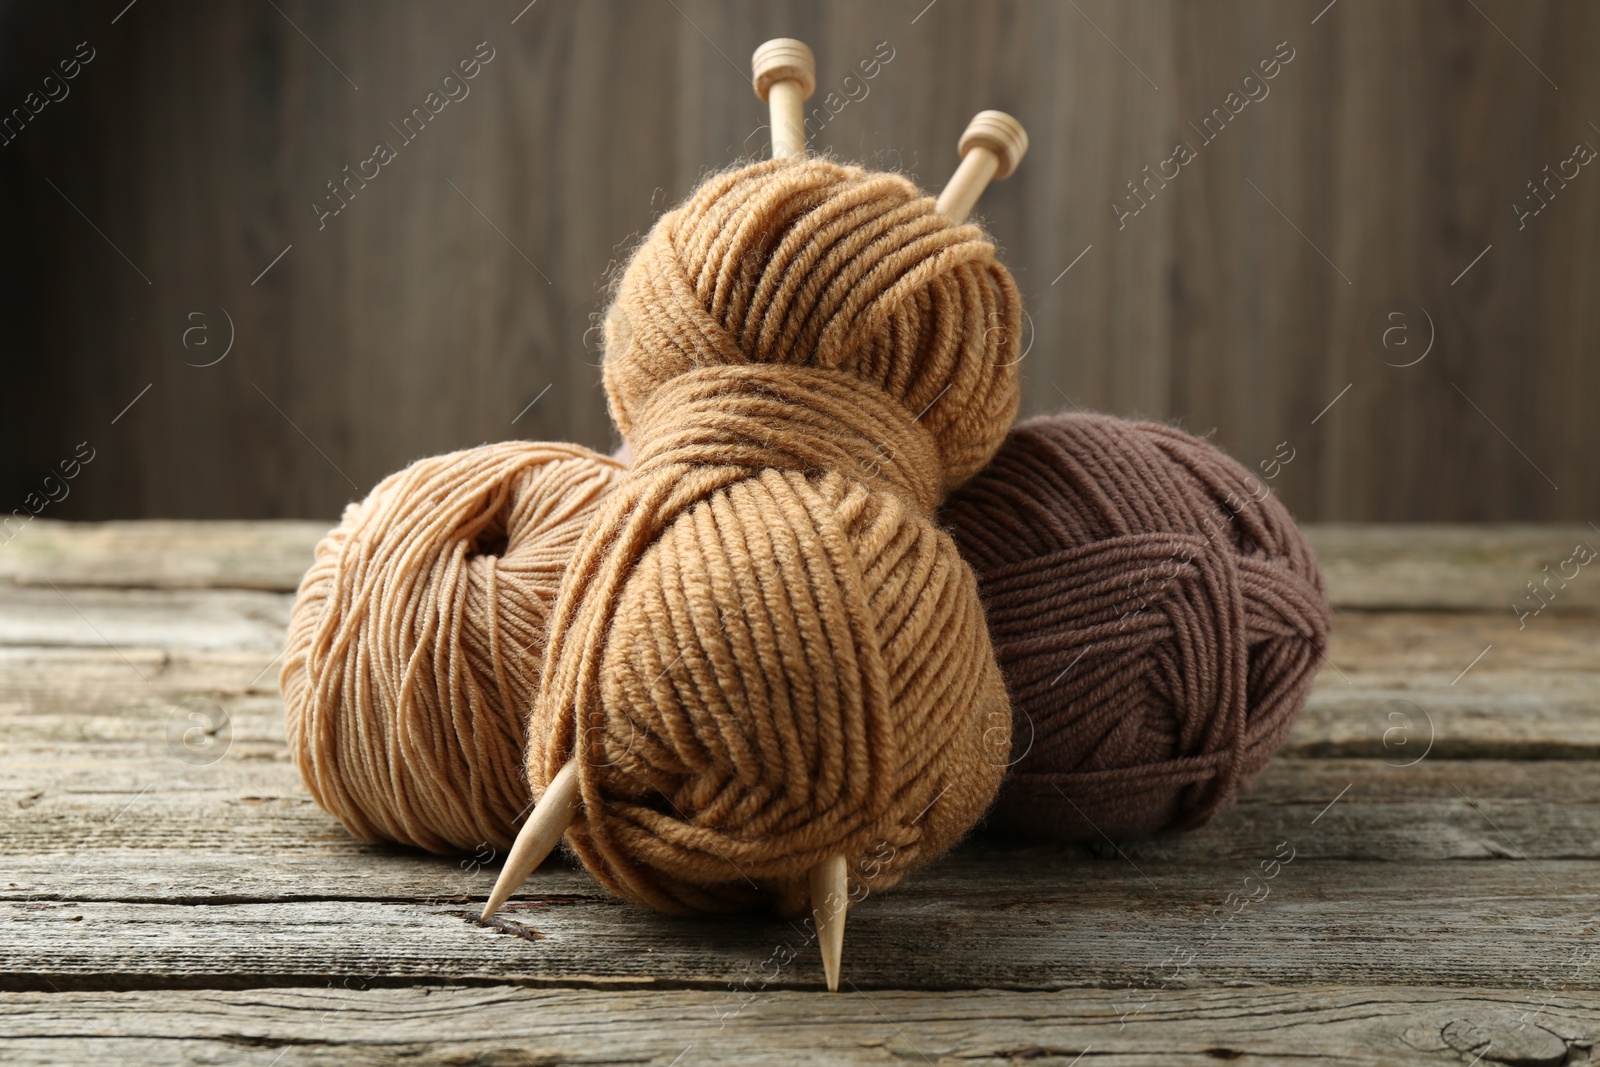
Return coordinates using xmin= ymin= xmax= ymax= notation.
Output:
xmin=282 ymin=442 xmax=623 ymax=853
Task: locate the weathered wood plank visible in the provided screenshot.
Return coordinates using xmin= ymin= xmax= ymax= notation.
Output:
xmin=0 ymin=520 xmax=327 ymax=592
xmin=0 ymin=646 xmax=278 ymax=700
xmin=1 ymin=601 xmax=1590 ymax=682
xmin=1323 ymin=608 xmax=1600 ymax=670
xmin=6 ymin=520 xmax=1600 ymax=613
xmin=1 ymin=858 xmax=1595 ymax=993
xmin=2 ymin=611 xmax=1596 ymax=756
xmin=4 ymin=759 xmax=1598 ymax=907
xmin=0 ymin=647 xmax=285 ymax=750
xmin=5 ymin=751 xmax=1591 ymax=806
xmin=1295 ymin=671 xmax=1600 ymax=759
xmin=0 ymin=587 xmax=290 ymax=655
xmin=5 ymin=665 xmax=1594 ymax=758
xmin=1306 ymin=523 xmax=1600 ymax=613
xmin=2 ymin=749 xmax=1585 ymax=802
xmin=2 ymin=984 xmax=1596 ymax=1067
xmin=1293 ymin=608 xmax=1600 ymax=755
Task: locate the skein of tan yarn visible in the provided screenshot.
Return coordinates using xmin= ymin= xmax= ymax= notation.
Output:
xmin=281 ymin=441 xmax=624 ymax=854
xmin=528 ymin=157 xmax=1023 ymax=916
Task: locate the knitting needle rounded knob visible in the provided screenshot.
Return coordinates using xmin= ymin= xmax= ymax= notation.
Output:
xmin=480 ymin=758 xmax=581 ymax=920
xmin=935 ymin=110 xmax=1029 ymax=223
xmin=810 ymin=854 xmax=849 ymax=992
xmin=752 ymin=38 xmax=816 ymax=160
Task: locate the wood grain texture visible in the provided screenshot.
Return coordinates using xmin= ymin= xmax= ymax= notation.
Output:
xmin=3 ymin=520 xmax=1595 ymax=1061
xmin=0 ymin=586 xmax=290 ymax=654
xmin=1 ymin=1 xmax=1595 ymax=522
xmin=8 ymin=519 xmax=1600 ymax=614
xmin=1 ymin=618 xmax=1597 ymax=758
xmin=1 ymin=985 xmax=1593 ymax=1067
xmin=4 ymin=758 xmax=1599 ymax=905
xmin=1307 ymin=523 xmax=1600 ymax=613
xmin=0 ymin=519 xmax=327 ymax=590
xmin=3 ymin=860 xmax=1597 ymax=993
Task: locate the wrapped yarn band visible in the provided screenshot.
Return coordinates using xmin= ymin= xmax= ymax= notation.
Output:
xmin=627 ymin=365 xmax=943 ymax=512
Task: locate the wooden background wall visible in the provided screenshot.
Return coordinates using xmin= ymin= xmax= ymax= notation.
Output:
xmin=2 ymin=0 xmax=1595 ymax=522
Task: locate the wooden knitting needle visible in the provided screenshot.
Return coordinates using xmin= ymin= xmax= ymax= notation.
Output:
xmin=480 ymin=758 xmax=581 ymax=920
xmin=935 ymin=110 xmax=1029 ymax=223
xmin=483 ymin=95 xmax=1017 ymax=983
xmin=810 ymin=854 xmax=849 ymax=992
xmin=752 ymin=38 xmax=816 ymax=160
xmin=799 ymin=111 xmax=1032 ymax=991
xmin=751 ymin=35 xmax=854 ymax=994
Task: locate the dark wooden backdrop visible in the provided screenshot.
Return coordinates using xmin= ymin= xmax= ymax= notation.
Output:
xmin=2 ymin=0 xmax=1595 ymax=522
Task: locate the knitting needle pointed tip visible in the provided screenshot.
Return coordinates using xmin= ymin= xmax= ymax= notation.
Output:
xmin=935 ymin=110 xmax=1029 ymax=223
xmin=810 ymin=854 xmax=849 ymax=993
xmin=752 ymin=38 xmax=816 ymax=160
xmin=480 ymin=758 xmax=581 ymax=921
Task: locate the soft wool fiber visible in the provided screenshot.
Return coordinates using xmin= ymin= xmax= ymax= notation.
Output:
xmin=282 ymin=442 xmax=624 ymax=852
xmin=941 ymin=413 xmax=1332 ymax=840
xmin=531 ymin=157 xmax=1022 ymax=915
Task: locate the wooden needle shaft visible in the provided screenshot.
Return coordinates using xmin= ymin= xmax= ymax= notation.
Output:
xmin=752 ymin=39 xmax=816 ymax=162
xmin=810 ymin=853 xmax=849 ymax=992
xmin=935 ymin=110 xmax=1030 ymax=224
xmin=935 ymin=147 xmax=1000 ymax=223
xmin=481 ymin=757 xmax=581 ymax=921
xmin=768 ymin=79 xmax=807 ymax=159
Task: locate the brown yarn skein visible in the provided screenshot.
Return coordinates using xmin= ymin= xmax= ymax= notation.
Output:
xmin=282 ymin=442 xmax=624 ymax=853
xmin=941 ymin=413 xmax=1333 ymax=841
xmin=530 ymin=157 xmax=1022 ymax=916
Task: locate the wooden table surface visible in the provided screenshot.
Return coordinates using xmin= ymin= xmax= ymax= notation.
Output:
xmin=3 ymin=520 xmax=1597 ymax=1065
